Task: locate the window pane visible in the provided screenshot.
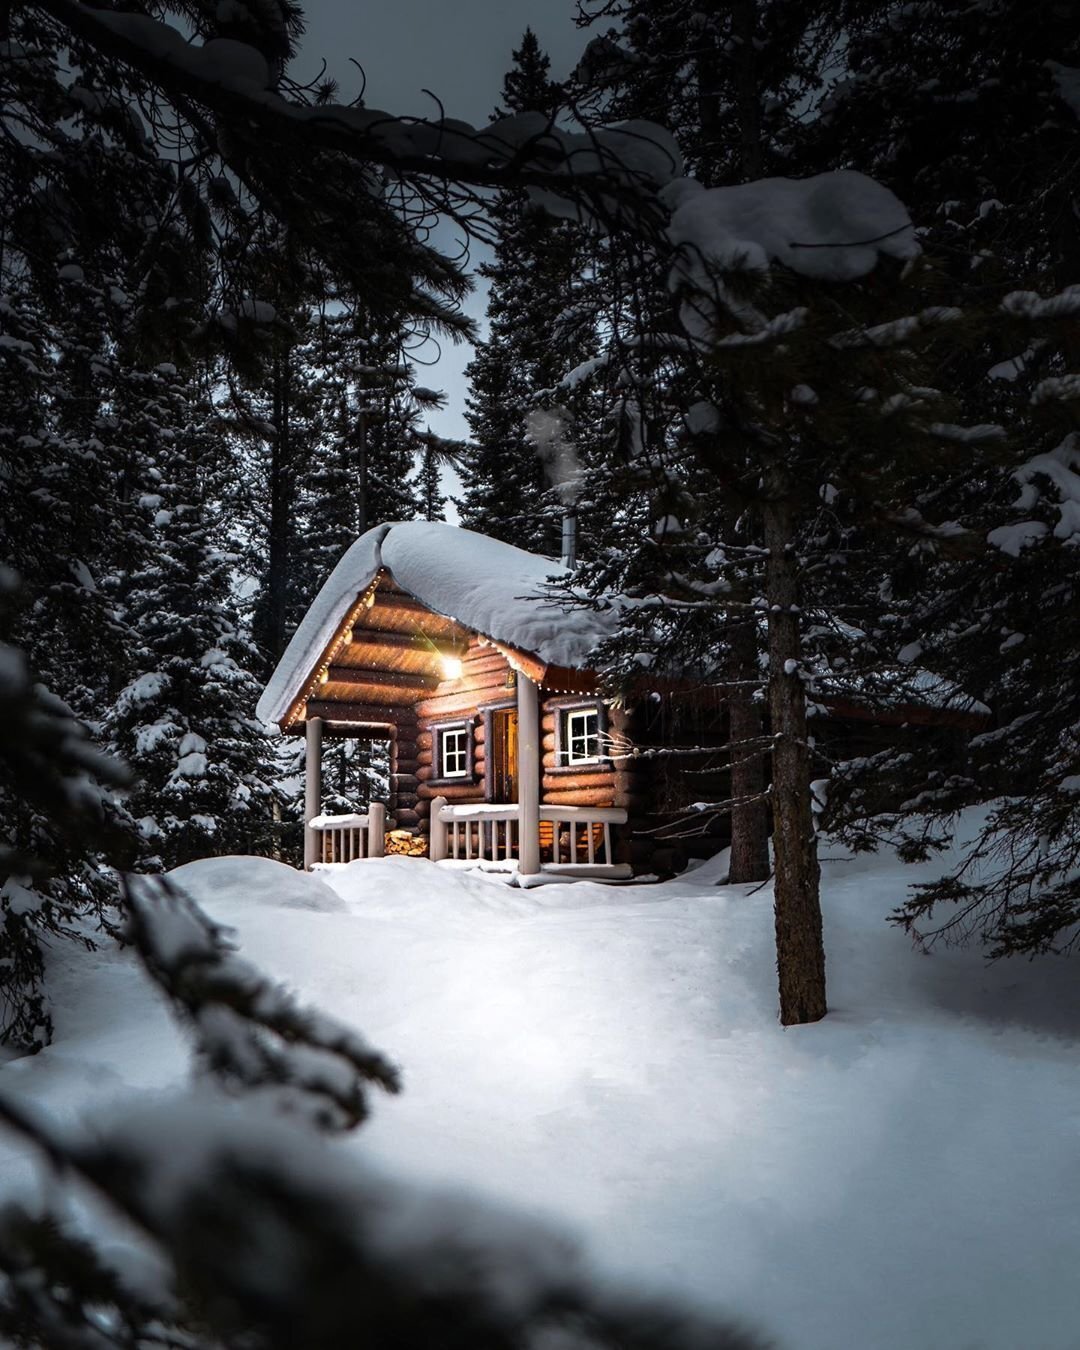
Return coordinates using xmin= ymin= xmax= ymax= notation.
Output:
xmin=565 ymin=708 xmax=599 ymax=763
xmin=441 ymin=727 xmax=468 ymax=777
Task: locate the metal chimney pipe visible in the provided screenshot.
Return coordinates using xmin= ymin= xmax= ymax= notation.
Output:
xmin=561 ymin=507 xmax=578 ymax=571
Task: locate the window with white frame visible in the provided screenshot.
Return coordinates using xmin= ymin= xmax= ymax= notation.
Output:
xmin=439 ymin=724 xmax=470 ymax=778
xmin=563 ymin=705 xmax=601 ymax=765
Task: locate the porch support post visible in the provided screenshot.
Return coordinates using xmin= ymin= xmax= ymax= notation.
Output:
xmin=303 ymin=715 xmax=323 ymax=870
xmin=517 ymin=674 xmax=540 ymax=876
xmin=368 ymin=801 xmax=386 ymax=857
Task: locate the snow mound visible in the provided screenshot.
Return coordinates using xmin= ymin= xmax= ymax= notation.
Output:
xmin=257 ymin=522 xmax=619 ymax=726
xmin=169 ymin=854 xmax=346 ymax=912
xmin=6 ymin=812 xmax=1080 ymax=1350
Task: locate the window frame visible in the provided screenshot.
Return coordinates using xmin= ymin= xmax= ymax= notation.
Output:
xmin=551 ymin=698 xmax=609 ymax=772
xmin=429 ymin=719 xmax=474 ymax=786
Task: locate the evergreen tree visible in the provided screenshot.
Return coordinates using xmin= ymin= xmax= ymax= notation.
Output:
xmin=801 ymin=0 xmax=1080 ymax=957
xmin=107 ymin=379 xmax=275 ymax=869
xmin=417 ymin=443 xmax=447 ymax=522
xmin=460 ymin=31 xmax=598 ymax=557
xmin=0 ymin=12 xmax=216 ymax=1041
xmin=565 ymin=0 xmax=850 ymax=883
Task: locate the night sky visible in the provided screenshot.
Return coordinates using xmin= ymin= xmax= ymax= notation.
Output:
xmin=299 ymin=2 xmax=587 ymax=445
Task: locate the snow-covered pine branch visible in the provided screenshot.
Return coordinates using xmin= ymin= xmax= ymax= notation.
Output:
xmin=0 ymin=1088 xmax=767 ymax=1350
xmin=123 ymin=874 xmax=400 ymax=1130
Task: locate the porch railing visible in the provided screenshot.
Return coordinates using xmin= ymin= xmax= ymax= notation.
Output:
xmin=310 ymin=802 xmax=385 ymax=865
xmin=429 ymin=798 xmax=627 ymax=871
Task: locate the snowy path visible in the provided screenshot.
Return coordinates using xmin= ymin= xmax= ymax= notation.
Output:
xmin=3 ymin=830 xmax=1079 ymax=1350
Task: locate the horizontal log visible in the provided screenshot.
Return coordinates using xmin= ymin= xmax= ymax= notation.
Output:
xmin=542 ymin=732 xmax=556 ymax=753
xmin=414 ymin=799 xmax=431 ymax=819
xmin=285 ymin=721 xmax=394 ymax=740
xmin=416 ymin=762 xmax=483 ymax=785
xmin=416 ymin=730 xmax=433 ymax=751
xmin=419 ymin=782 xmax=485 ymax=802
xmin=417 ymin=688 xmax=506 ymax=719
xmin=423 ymin=679 xmax=510 ymax=707
xmin=346 ymin=628 xmax=467 ymax=658
xmin=543 ymin=772 xmax=616 ymax=793
xmin=391 ymin=773 xmax=419 ymax=792
xmin=392 ymin=809 xmax=420 ymax=827
xmin=327 ymin=665 xmax=440 ymax=691
xmin=371 ymin=590 xmax=446 ymax=616
xmin=305 ymin=701 xmax=400 ymax=726
xmin=462 ymin=651 xmax=511 ymax=673
xmin=542 ymin=786 xmax=619 ymax=808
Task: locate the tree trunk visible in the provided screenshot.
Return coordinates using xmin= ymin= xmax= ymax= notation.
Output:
xmin=726 ymin=612 xmax=770 ymax=883
xmin=762 ymin=476 xmax=826 ymax=1026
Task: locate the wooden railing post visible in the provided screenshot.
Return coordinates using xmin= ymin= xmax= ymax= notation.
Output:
xmin=429 ymin=795 xmax=449 ymax=861
xmin=303 ymin=716 xmax=323 ymax=871
xmin=368 ymin=801 xmax=386 ymax=857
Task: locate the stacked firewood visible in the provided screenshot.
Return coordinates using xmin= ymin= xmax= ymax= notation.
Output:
xmin=384 ymin=829 xmax=427 ymax=857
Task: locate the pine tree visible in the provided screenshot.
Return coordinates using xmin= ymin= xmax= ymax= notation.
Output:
xmin=801 ymin=0 xmax=1080 ymax=957
xmin=0 ymin=12 xmax=213 ymax=1042
xmin=567 ymin=0 xmax=848 ymax=884
xmin=107 ymin=380 xmax=275 ymax=869
xmin=460 ymin=30 xmax=597 ymax=557
xmin=417 ymin=444 xmax=446 ymax=521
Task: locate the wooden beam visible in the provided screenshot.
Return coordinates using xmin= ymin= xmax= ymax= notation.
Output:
xmin=327 ymin=665 xmax=440 ymax=691
xmin=517 ymin=674 xmax=541 ymax=876
xmin=371 ymin=591 xmax=439 ymax=614
xmin=285 ymin=721 xmax=395 ymax=740
xmin=303 ymin=717 xmax=323 ymax=871
xmin=305 ymin=700 xmax=402 ymax=725
xmin=346 ymin=629 xmax=468 ymax=657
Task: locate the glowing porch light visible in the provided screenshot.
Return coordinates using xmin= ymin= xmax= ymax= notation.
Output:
xmin=440 ymin=653 xmax=463 ymax=680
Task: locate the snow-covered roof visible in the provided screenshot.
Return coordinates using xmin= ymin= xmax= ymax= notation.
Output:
xmin=257 ymin=522 xmax=617 ymax=726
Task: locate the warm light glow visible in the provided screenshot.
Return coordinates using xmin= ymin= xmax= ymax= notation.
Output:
xmin=441 ymin=654 xmax=463 ymax=680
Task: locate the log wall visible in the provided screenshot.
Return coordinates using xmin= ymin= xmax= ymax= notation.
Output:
xmin=414 ymin=637 xmax=515 ymax=824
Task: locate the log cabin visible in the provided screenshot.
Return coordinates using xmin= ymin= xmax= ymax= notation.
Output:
xmin=257 ymin=520 xmax=989 ymax=880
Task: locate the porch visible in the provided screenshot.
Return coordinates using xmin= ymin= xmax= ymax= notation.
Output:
xmin=308 ymin=799 xmax=630 ymax=880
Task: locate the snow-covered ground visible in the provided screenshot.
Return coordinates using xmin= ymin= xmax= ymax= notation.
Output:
xmin=4 ymin=816 xmax=1080 ymax=1350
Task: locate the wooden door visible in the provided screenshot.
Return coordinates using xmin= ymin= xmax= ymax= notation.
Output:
xmin=490 ymin=707 xmax=518 ymax=803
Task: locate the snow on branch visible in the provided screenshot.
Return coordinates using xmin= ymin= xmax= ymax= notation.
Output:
xmin=829 ymin=307 xmax=964 ymax=350
xmin=665 ymin=170 xmax=918 ymax=284
xmin=1003 ymin=433 xmax=1080 ymax=546
xmin=37 ymin=0 xmax=681 ymax=222
xmin=1001 ymin=284 xmax=1080 ymax=320
xmin=662 ymin=170 xmax=918 ymax=344
xmin=123 ymin=874 xmax=400 ymax=1130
